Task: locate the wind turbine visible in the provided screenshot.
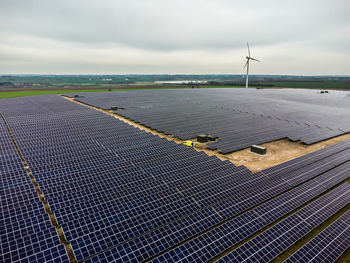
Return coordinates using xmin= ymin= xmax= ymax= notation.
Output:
xmin=243 ymin=42 xmax=260 ymax=88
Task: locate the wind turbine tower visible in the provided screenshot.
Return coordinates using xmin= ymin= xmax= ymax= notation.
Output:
xmin=243 ymin=42 xmax=260 ymax=88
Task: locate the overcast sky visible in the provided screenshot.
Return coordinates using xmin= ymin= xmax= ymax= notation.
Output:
xmin=0 ymin=0 xmax=349 ymax=75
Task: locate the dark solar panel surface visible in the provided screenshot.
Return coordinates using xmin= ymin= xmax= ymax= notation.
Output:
xmin=215 ymin=183 xmax=350 ymax=263
xmin=0 ymin=114 xmax=69 ymax=263
xmin=65 ymin=88 xmax=350 ymax=153
xmin=285 ymin=210 xmax=350 ymax=263
xmin=150 ymin=162 xmax=350 ymax=263
xmin=2 ymin=96 xmax=249 ymax=261
xmin=1 ymin=94 xmax=350 ymax=263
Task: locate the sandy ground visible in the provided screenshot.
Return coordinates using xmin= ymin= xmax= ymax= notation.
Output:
xmin=62 ymin=95 xmax=350 ymax=173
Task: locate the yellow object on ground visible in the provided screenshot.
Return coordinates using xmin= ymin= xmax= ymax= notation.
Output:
xmin=184 ymin=141 xmax=194 ymax=147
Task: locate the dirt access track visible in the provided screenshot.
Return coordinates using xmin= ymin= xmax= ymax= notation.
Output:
xmin=63 ymin=95 xmax=350 ymax=172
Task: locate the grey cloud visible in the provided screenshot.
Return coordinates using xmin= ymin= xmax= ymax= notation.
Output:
xmin=0 ymin=0 xmax=349 ymax=74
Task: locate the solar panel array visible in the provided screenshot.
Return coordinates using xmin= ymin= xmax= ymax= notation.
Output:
xmin=0 ymin=114 xmax=69 ymax=262
xmin=150 ymin=161 xmax=350 ymax=263
xmin=1 ymin=93 xmax=350 ymax=262
xmin=285 ymin=210 xmax=350 ymax=263
xmin=215 ymin=183 xmax=350 ymax=263
xmin=65 ymin=88 xmax=350 ymax=153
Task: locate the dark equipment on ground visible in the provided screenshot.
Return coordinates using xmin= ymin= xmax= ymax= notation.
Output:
xmin=207 ymin=135 xmax=216 ymax=141
xmin=251 ymin=145 xmax=267 ymax=155
xmin=197 ymin=134 xmax=208 ymax=143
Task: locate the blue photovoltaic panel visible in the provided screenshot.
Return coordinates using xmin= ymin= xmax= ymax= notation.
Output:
xmin=215 ymin=184 xmax=350 ymax=263
xmin=149 ymin=162 xmax=350 ymax=263
xmin=2 ymin=96 xmax=251 ymax=261
xmin=284 ymin=210 xmax=350 ymax=263
xmin=2 ymin=94 xmax=350 ymax=263
xmin=0 ymin=116 xmax=70 ymax=263
xmin=64 ymin=89 xmax=350 ymax=153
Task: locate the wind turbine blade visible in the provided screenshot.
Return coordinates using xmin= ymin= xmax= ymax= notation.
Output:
xmin=247 ymin=42 xmax=251 ymax=57
xmin=250 ymin=57 xmax=260 ymax=62
xmin=243 ymin=60 xmax=249 ymax=70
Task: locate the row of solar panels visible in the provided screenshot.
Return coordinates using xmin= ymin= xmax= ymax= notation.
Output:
xmin=285 ymin=209 xmax=350 ymax=263
xmin=85 ymin=150 xmax=350 ymax=262
xmin=215 ymin=184 xmax=350 ymax=263
xmin=62 ymin=88 xmax=350 ymax=133
xmin=111 ymin=103 xmax=344 ymax=146
xmin=111 ymin=105 xmax=345 ymax=152
xmin=2 ymin=98 xmax=249 ymax=261
xmin=1 ymin=95 xmax=350 ymax=262
xmin=0 ymin=116 xmax=69 ymax=263
xmin=63 ymin=90 xmax=350 ymax=154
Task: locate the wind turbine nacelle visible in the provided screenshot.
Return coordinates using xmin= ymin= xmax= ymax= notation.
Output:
xmin=246 ymin=56 xmax=250 ymax=60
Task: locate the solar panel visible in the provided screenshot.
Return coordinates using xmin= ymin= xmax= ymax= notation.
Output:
xmin=149 ymin=162 xmax=350 ymax=263
xmin=284 ymin=210 xmax=350 ymax=263
xmin=64 ymin=89 xmax=350 ymax=153
xmin=3 ymin=96 xmax=250 ymax=261
xmin=215 ymin=183 xmax=350 ymax=263
xmin=2 ymin=94 xmax=350 ymax=263
xmin=0 ymin=115 xmax=70 ymax=263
